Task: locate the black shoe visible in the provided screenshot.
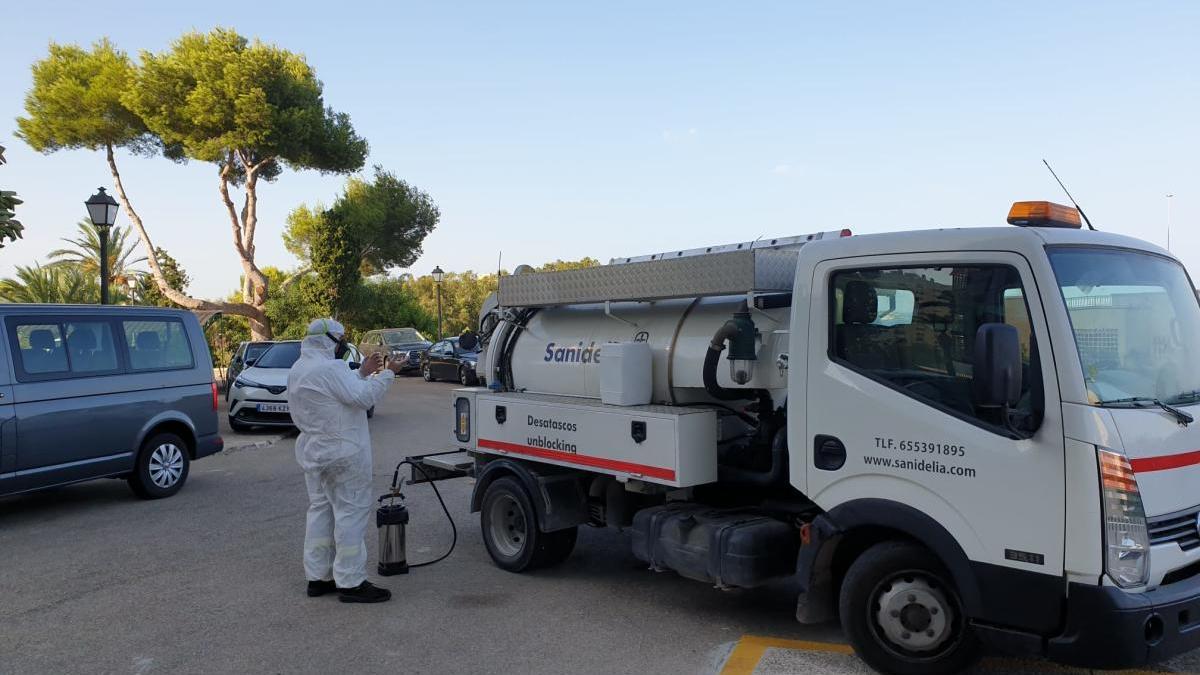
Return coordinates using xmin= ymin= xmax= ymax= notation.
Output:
xmin=307 ymin=580 xmax=337 ymax=597
xmin=338 ymin=581 xmax=392 ymax=604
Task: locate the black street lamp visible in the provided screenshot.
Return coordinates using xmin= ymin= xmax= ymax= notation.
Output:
xmin=432 ymin=265 xmax=445 ymax=340
xmin=84 ymin=187 xmax=120 ymax=304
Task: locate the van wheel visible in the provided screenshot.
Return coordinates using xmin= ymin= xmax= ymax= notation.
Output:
xmin=839 ymin=542 xmax=979 ymax=675
xmin=128 ymin=432 xmax=191 ymax=499
xmin=481 ymin=476 xmax=553 ymax=572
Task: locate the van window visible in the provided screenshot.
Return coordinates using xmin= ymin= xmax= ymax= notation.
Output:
xmin=830 ymin=265 xmax=1040 ymax=432
xmin=16 ymin=323 xmax=68 ymax=374
xmin=65 ymin=322 xmax=119 ymax=373
xmin=123 ymin=320 xmax=193 ymax=371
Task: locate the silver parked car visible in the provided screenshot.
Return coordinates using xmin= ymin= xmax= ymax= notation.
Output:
xmin=228 ymin=340 xmax=368 ymax=431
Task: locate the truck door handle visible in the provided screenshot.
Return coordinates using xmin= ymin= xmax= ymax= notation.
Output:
xmin=814 ymin=435 xmax=846 ymax=471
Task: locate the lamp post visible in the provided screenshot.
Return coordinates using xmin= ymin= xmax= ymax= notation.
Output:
xmin=1166 ymin=193 xmax=1175 ymax=252
xmin=84 ymin=187 xmax=120 ymax=304
xmin=432 ymin=265 xmax=445 ymax=340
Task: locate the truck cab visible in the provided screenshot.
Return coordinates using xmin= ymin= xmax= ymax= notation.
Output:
xmin=436 ymin=203 xmax=1200 ymax=673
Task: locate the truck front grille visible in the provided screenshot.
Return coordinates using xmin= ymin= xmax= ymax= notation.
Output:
xmin=1149 ymin=506 xmax=1200 ymax=552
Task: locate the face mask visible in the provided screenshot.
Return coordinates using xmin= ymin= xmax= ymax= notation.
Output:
xmin=326 ymin=332 xmax=349 ymax=360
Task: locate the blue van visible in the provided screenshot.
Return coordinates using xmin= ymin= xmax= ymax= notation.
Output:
xmin=0 ymin=305 xmax=222 ymax=499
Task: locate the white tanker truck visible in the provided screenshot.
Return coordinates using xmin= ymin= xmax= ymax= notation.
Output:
xmin=414 ymin=202 xmax=1200 ymax=673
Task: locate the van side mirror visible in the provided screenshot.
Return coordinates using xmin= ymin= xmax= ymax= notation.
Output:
xmin=973 ymin=323 xmax=1021 ymax=408
xmin=244 ymin=358 xmax=256 ymax=367
xmin=458 ymin=331 xmax=479 ymax=351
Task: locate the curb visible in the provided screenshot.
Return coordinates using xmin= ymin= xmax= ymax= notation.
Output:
xmin=223 ymin=432 xmax=292 ymax=454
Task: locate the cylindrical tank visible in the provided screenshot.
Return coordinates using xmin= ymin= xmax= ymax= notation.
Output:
xmin=489 ymin=296 xmax=790 ymax=404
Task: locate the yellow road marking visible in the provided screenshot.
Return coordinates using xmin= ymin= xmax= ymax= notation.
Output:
xmin=720 ymin=635 xmax=853 ymax=674
xmin=719 ymin=634 xmax=1189 ymax=675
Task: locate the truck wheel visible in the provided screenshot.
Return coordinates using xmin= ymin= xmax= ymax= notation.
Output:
xmin=535 ymin=526 xmax=577 ymax=567
xmin=839 ymin=541 xmax=979 ymax=675
xmin=480 ymin=476 xmax=548 ymax=572
xmin=128 ymin=432 xmax=191 ymax=499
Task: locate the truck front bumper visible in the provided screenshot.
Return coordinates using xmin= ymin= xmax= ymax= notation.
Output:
xmin=1047 ymin=576 xmax=1200 ymax=669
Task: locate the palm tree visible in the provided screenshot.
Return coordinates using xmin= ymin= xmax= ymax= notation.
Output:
xmin=49 ymin=220 xmax=147 ymax=289
xmin=0 ymin=264 xmax=104 ymax=304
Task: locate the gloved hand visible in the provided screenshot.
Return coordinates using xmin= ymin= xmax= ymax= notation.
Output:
xmin=361 ymin=352 xmax=384 ymax=377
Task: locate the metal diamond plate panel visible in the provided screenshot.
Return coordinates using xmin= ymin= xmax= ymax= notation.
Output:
xmin=498 ymin=249 xmax=801 ymax=306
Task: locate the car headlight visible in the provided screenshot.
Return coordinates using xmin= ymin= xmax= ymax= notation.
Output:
xmin=234 ymin=377 xmax=267 ymax=389
xmin=1098 ymin=449 xmax=1150 ymax=588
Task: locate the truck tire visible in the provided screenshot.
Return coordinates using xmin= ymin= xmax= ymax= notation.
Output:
xmin=838 ymin=541 xmax=979 ymax=675
xmin=128 ymin=432 xmax=191 ymax=499
xmin=481 ymin=476 xmax=550 ymax=572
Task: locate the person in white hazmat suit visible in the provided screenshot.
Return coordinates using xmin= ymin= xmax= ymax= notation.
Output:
xmin=289 ymin=318 xmax=404 ymax=603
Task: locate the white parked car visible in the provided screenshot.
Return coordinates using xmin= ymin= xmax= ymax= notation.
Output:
xmin=228 ymin=340 xmax=367 ymax=432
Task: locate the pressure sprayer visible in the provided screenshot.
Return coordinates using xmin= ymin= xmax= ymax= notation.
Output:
xmin=376 ymin=459 xmax=457 ymax=576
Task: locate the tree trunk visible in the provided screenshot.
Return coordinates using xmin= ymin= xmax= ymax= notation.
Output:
xmin=217 ymin=155 xmax=273 ymax=340
xmin=104 ymin=143 xmax=270 ymax=336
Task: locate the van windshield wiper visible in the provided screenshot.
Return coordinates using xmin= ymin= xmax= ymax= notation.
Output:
xmin=1098 ymin=396 xmax=1194 ymax=426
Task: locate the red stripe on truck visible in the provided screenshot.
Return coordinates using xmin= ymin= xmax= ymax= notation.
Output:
xmin=477 ymin=438 xmax=676 ymax=481
xmin=1130 ymin=449 xmax=1200 ymax=473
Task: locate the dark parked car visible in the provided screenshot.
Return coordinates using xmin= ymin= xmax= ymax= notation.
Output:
xmin=225 ymin=340 xmax=274 ymax=400
xmin=359 ymin=328 xmax=431 ymax=375
xmin=0 ymin=305 xmax=222 ymax=500
xmin=420 ymin=336 xmax=481 ymax=385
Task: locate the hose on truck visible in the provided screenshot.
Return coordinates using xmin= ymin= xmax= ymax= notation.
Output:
xmin=704 ymin=305 xmax=791 ymax=488
xmin=386 ymin=459 xmax=458 ymax=568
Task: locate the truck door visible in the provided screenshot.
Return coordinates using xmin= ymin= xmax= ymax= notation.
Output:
xmin=801 ymin=252 xmax=1066 ymax=581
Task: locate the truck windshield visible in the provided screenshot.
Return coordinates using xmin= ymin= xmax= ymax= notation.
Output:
xmin=1048 ymin=247 xmax=1200 ymax=405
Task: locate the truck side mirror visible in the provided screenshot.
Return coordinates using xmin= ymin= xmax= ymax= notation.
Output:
xmin=458 ymin=331 xmax=479 ymax=351
xmin=973 ymin=323 xmax=1021 ymax=408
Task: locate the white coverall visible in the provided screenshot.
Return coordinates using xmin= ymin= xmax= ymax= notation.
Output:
xmin=289 ymin=332 xmax=394 ymax=588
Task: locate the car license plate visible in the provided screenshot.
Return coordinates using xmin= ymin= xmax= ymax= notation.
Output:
xmin=257 ymin=403 xmax=289 ymax=414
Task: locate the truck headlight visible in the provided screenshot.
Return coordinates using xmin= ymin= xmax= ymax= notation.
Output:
xmin=1098 ymin=449 xmax=1150 ymax=588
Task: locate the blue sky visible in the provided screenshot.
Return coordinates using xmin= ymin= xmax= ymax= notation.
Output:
xmin=2 ymin=2 xmax=1198 ymax=298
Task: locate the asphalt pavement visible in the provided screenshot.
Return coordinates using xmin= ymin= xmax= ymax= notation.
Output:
xmin=1 ymin=378 xmax=1198 ymax=674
